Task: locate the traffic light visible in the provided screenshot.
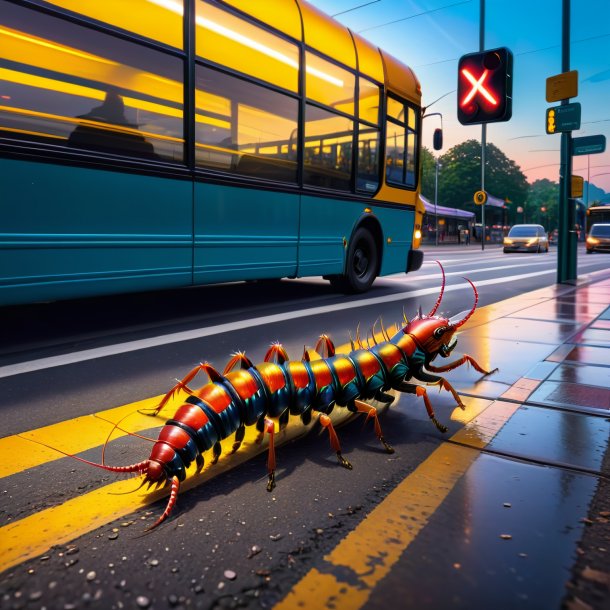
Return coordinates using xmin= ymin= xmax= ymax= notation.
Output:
xmin=457 ymin=47 xmax=513 ymax=125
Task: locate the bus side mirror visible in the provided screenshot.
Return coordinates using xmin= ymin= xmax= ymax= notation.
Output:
xmin=433 ymin=128 xmax=443 ymax=151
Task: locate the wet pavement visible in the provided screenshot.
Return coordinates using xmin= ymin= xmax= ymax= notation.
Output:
xmin=278 ymin=272 xmax=610 ymax=610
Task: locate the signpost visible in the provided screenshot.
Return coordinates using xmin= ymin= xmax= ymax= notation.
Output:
xmin=546 ymin=102 xmax=581 ymax=134
xmin=572 ymin=135 xmax=606 ymax=156
xmin=546 ymin=70 xmax=578 ymax=103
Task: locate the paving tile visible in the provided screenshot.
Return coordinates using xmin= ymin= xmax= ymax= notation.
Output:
xmin=563 ymin=345 xmax=610 ymax=367
xmin=548 ymin=363 xmax=610 ymax=389
xmin=460 ymin=318 xmax=583 ymax=345
xmin=528 ymin=380 xmax=610 ymax=412
xmin=570 ymin=327 xmax=610 ymax=346
xmin=486 ymin=404 xmax=610 ymax=473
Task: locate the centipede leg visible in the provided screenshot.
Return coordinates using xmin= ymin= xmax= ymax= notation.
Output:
xmin=398 ymin=382 xmax=448 ymax=433
xmin=352 ymin=399 xmax=394 ymax=454
xmin=264 ymin=418 xmax=276 ymax=492
xmin=211 ymin=441 xmax=222 ymax=465
xmin=232 ymin=425 xmax=245 ymax=454
xmin=315 ymin=411 xmax=353 ymax=470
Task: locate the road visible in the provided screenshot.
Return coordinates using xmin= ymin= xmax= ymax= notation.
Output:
xmin=0 ymin=243 xmax=608 ymax=610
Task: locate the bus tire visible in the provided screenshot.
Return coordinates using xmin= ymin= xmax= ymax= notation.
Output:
xmin=331 ymin=227 xmax=379 ymax=293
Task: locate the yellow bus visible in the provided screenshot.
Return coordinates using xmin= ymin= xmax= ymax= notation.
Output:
xmin=0 ymin=0 xmax=429 ymax=305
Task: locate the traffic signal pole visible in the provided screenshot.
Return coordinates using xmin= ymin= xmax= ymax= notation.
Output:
xmin=557 ymin=0 xmax=576 ymax=283
xmin=480 ymin=0 xmax=486 ymax=252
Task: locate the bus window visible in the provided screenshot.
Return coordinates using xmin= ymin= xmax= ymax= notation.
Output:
xmin=359 ymin=78 xmax=380 ymax=125
xmin=196 ymin=1 xmax=299 ymax=93
xmin=25 ymin=0 xmax=184 ymax=49
xmin=305 ymin=52 xmax=355 ymax=116
xmin=303 ymin=104 xmax=353 ymax=191
xmin=357 ymin=126 xmax=380 ymax=192
xmin=385 ymin=95 xmax=418 ymax=189
xmin=195 ymin=66 xmax=298 ymax=183
xmin=0 ymin=4 xmax=184 ymax=161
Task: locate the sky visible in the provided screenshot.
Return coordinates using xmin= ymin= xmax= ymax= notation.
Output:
xmin=309 ymin=0 xmax=610 ymax=200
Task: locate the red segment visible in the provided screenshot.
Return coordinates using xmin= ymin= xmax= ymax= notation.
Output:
xmin=226 ymin=369 xmax=260 ymax=399
xmin=256 ymin=362 xmax=287 ymax=393
xmin=333 ymin=356 xmax=356 ymax=385
xmin=287 ymin=361 xmax=310 ymax=389
xmin=356 ymin=351 xmax=382 ymax=379
xmin=309 ymin=359 xmax=333 ymax=388
xmin=158 ymin=425 xmax=191 ymax=448
xmin=198 ymin=384 xmax=232 ymax=414
xmin=172 ymin=404 xmax=209 ymax=430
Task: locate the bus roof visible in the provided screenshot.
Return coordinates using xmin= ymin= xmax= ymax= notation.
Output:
xmin=223 ymin=0 xmax=421 ymax=102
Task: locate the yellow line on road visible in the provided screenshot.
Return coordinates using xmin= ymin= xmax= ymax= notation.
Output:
xmin=0 ymin=397 xmax=165 ymax=479
xmin=274 ymin=400 xmax=521 ymax=610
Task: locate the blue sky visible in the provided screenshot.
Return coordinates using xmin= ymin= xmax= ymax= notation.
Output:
xmin=309 ymin=0 xmax=610 ymax=199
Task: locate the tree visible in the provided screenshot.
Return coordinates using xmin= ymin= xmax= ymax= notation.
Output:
xmin=526 ymin=179 xmax=559 ymax=230
xmin=437 ymin=140 xmax=529 ymax=215
xmin=420 ymin=146 xmax=437 ymax=201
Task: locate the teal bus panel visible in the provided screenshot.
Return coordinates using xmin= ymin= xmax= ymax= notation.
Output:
xmin=0 ymin=158 xmax=192 ymax=306
xmin=373 ymin=204 xmax=414 ymax=276
xmin=193 ymin=182 xmax=299 ymax=283
xmin=298 ymin=195 xmax=413 ymax=278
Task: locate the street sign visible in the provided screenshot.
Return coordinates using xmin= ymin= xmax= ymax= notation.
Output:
xmin=571 ymin=175 xmax=584 ymax=198
xmin=545 ymin=102 xmax=581 ymax=134
xmin=473 ymin=190 xmax=487 ymax=205
xmin=546 ymin=70 xmax=578 ymax=102
xmin=573 ymin=135 xmax=606 ymax=156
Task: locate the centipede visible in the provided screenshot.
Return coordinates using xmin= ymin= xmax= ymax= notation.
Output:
xmin=42 ymin=261 xmax=498 ymax=530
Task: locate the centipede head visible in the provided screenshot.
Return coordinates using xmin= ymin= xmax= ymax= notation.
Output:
xmin=401 ymin=263 xmax=479 ymax=360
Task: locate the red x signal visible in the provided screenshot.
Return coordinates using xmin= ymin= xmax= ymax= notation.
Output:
xmin=460 ymin=68 xmax=498 ymax=107
xmin=457 ymin=47 xmax=513 ymax=125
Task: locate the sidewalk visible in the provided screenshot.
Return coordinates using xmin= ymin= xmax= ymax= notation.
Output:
xmin=278 ymin=269 xmax=610 ymax=610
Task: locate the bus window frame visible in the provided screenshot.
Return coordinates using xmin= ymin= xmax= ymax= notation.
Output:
xmin=383 ymin=93 xmax=420 ymax=191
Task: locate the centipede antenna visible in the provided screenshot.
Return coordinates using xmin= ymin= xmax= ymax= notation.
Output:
xmin=428 ymin=260 xmax=446 ymax=317
xmin=93 ymin=414 xmax=157 ymax=444
xmin=101 ymin=408 xmax=144 ymax=466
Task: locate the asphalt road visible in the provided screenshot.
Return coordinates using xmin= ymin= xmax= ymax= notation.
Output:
xmin=0 ymin=242 xmax=608 ymax=610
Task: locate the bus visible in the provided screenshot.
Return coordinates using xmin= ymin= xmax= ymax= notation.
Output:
xmin=0 ymin=0 xmax=428 ymax=306
xmin=586 ymin=204 xmax=610 ymax=232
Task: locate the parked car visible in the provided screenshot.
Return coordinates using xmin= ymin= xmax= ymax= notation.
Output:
xmin=586 ymin=223 xmax=610 ymax=254
xmin=503 ymin=224 xmax=549 ymax=253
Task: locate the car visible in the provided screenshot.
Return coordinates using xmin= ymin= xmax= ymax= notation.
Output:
xmin=586 ymin=223 xmax=610 ymax=254
xmin=503 ymin=224 xmax=549 ymax=253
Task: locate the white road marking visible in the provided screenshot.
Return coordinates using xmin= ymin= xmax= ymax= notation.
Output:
xmin=0 ymin=268 xmax=561 ymax=379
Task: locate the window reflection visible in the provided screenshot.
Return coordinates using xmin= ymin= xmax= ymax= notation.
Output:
xmin=385 ymin=95 xmax=418 ymax=188
xmin=386 ymin=122 xmax=405 ymax=184
xmin=306 ymin=52 xmax=355 ymax=116
xmin=0 ymin=4 xmax=184 ymax=161
xmin=26 ymin=0 xmax=184 ymax=49
xmin=195 ymin=66 xmax=298 ymax=182
xmin=359 ymin=78 xmax=380 ymax=125
xmin=304 ymin=104 xmax=353 ymax=191
xmin=196 ymin=0 xmax=299 ymax=93
xmin=357 ymin=127 xmax=380 ymax=192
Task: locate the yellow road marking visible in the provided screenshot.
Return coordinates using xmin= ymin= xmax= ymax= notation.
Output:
xmin=0 ymin=397 xmax=165 ymax=478
xmin=274 ymin=400 xmax=522 ymax=610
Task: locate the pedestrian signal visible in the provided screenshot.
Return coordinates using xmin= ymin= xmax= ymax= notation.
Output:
xmin=458 ymin=47 xmax=513 ymax=125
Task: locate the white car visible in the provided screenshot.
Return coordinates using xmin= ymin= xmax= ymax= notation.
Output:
xmin=503 ymin=224 xmax=549 ymax=253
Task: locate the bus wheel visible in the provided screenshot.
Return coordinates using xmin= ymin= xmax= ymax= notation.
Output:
xmin=331 ymin=227 xmax=379 ymax=293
